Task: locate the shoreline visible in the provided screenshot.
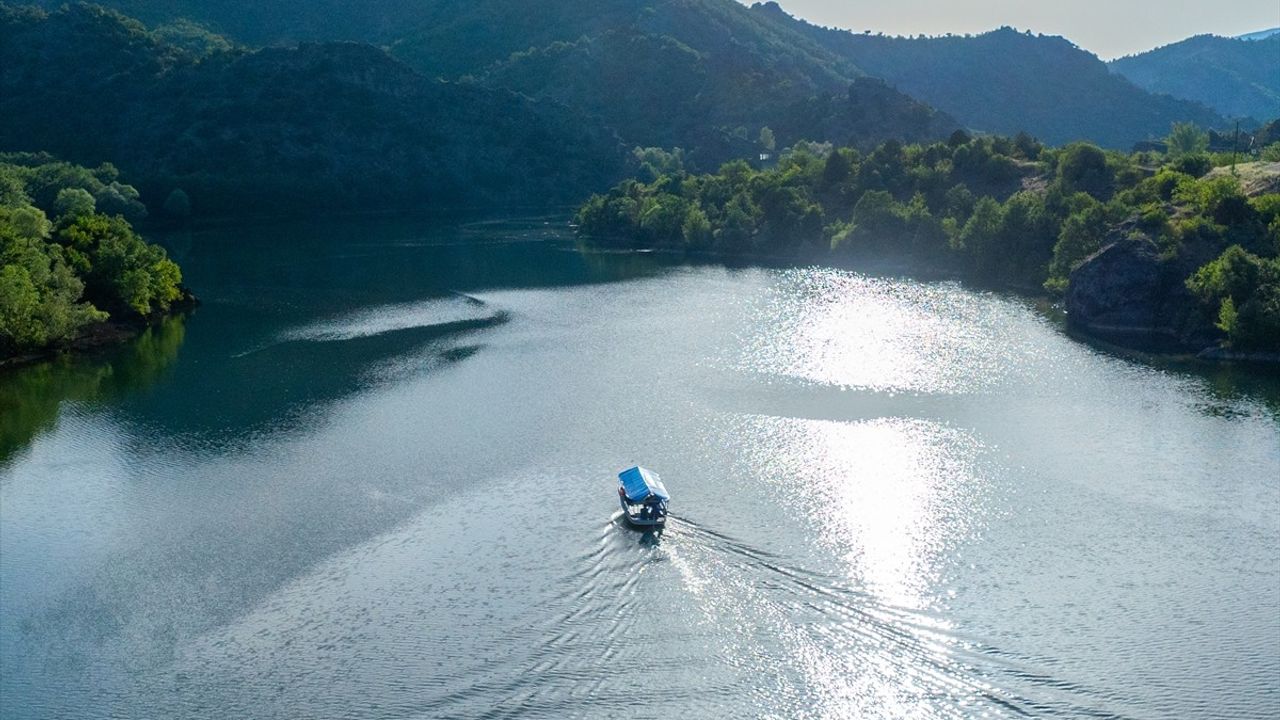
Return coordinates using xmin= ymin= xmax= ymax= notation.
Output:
xmin=0 ymin=292 xmax=198 ymax=374
xmin=575 ymin=238 xmax=1280 ymax=367
xmin=139 ymin=203 xmax=581 ymax=234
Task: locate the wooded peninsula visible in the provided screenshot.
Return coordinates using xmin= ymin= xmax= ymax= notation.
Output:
xmin=1 ymin=155 xmax=190 ymax=364
xmin=577 ymin=128 xmax=1280 ymax=355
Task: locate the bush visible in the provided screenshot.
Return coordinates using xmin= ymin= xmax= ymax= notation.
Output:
xmin=1056 ymin=143 xmax=1113 ymax=200
xmin=1186 ymin=246 xmax=1280 ymax=350
xmin=1168 ymin=153 xmax=1212 ymax=178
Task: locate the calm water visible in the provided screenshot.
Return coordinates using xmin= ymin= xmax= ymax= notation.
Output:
xmin=2 ymin=216 xmax=1278 ymax=719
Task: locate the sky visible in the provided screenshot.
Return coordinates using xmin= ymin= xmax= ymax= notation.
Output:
xmin=756 ymin=0 xmax=1280 ymax=59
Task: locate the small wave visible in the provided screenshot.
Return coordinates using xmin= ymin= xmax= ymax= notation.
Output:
xmin=648 ymin=515 xmax=1131 ymax=718
xmin=280 ymin=294 xmax=498 ymax=343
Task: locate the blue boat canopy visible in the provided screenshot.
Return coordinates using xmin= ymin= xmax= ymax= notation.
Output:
xmin=619 ymin=466 xmax=670 ymax=503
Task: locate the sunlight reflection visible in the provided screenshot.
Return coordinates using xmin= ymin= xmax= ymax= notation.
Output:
xmin=739 ymin=268 xmax=1037 ymax=393
xmin=737 ymin=415 xmax=989 ymax=611
xmin=709 ymin=412 xmax=999 ymax=717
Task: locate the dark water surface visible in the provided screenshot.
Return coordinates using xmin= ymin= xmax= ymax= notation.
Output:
xmin=2 ymin=216 xmax=1278 ymax=719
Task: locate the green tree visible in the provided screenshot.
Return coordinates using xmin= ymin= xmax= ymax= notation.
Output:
xmin=943 ymin=184 xmax=976 ymax=221
xmin=1056 ymin=143 xmax=1113 ymax=200
xmin=759 ymin=126 xmax=776 ymax=153
xmin=0 ymin=170 xmax=29 ymax=207
xmin=1 ymin=223 xmax=106 ymax=353
xmin=163 ymin=188 xmax=192 ymax=219
xmin=1047 ymin=194 xmax=1108 ymax=291
xmin=955 ymin=196 xmax=1002 ymax=257
xmin=1168 ymin=153 xmax=1212 ymax=178
xmin=954 ymin=192 xmax=1055 ymax=284
xmin=715 ymin=194 xmax=758 ymax=252
xmin=1166 ymin=122 xmax=1209 ymax=159
xmin=7 ymin=206 xmax=51 ymax=241
xmin=833 ymin=190 xmax=907 ymax=252
xmin=0 ymin=264 xmax=43 ymax=350
xmin=93 ymin=182 xmax=147 ymax=220
xmin=820 ymin=149 xmax=853 ymax=187
xmin=682 ymin=205 xmax=713 ymax=249
xmin=53 ymin=188 xmax=96 ymax=220
xmin=1013 ymin=131 xmax=1042 ymax=160
xmin=1186 ymin=246 xmax=1280 ymax=350
xmin=636 ymin=194 xmax=686 ymax=247
xmin=1 ymin=156 xmax=188 ymax=359
xmin=632 ymin=147 xmax=685 ymax=182
xmin=57 ymin=213 xmax=183 ymax=316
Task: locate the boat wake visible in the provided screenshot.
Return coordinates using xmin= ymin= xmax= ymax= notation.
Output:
xmin=277 ymin=293 xmax=501 ymax=343
xmin=535 ymin=512 xmax=1132 ymax=719
xmin=232 ymin=293 xmax=507 ymax=358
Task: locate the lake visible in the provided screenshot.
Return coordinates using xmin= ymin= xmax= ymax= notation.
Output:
xmin=2 ymin=215 xmax=1278 ymax=719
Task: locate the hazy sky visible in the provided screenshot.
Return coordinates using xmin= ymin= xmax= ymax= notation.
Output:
xmin=759 ymin=0 xmax=1280 ymax=59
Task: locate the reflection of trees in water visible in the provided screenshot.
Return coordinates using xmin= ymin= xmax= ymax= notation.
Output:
xmin=0 ymin=315 xmax=187 ymax=465
xmin=1197 ymin=365 xmax=1280 ymax=421
xmin=572 ymin=242 xmax=672 ymax=281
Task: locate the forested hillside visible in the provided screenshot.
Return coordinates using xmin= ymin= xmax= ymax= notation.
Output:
xmin=93 ymin=0 xmax=955 ymax=160
xmin=483 ymin=26 xmax=953 ymax=160
xmin=0 ymin=4 xmax=625 ymax=217
xmin=1110 ymin=34 xmax=1280 ymax=121
xmin=28 ymin=0 xmax=1233 ymax=153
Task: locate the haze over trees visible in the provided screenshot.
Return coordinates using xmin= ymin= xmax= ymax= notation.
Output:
xmin=748 ymin=4 xmax=1232 ymax=148
xmin=20 ymin=0 xmax=1249 ymax=156
xmin=1110 ymin=33 xmax=1280 ymax=121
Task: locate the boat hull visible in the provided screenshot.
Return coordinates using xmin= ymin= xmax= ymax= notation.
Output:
xmin=619 ymin=495 xmax=667 ymax=527
xmin=622 ymin=513 xmax=666 ymax=528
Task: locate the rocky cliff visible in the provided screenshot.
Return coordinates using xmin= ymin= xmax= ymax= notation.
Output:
xmin=1066 ymin=234 xmax=1218 ymax=352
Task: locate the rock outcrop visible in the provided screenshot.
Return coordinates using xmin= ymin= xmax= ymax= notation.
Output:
xmin=1066 ymin=234 xmax=1218 ymax=352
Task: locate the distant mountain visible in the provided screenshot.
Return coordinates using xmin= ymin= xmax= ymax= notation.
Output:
xmin=1110 ymin=34 xmax=1280 ymax=120
xmin=480 ymin=22 xmax=953 ymax=158
xmin=17 ymin=1 xmax=1236 ymax=162
xmin=746 ymin=3 xmax=1228 ymax=148
xmin=379 ymin=0 xmax=960 ymax=155
xmin=27 ymin=0 xmax=956 ymax=161
xmin=0 ymin=4 xmax=625 ymax=216
xmin=1237 ymin=28 xmax=1279 ymax=41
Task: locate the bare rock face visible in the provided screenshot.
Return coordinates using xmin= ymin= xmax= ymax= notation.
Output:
xmin=1067 ymin=237 xmax=1166 ymax=339
xmin=1066 ymin=236 xmax=1218 ymax=352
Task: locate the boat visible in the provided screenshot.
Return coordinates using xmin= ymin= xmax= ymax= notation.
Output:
xmin=617 ymin=465 xmax=669 ymax=528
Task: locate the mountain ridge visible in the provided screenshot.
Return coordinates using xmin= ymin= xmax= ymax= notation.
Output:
xmin=1236 ymin=27 xmax=1279 ymax=41
xmin=28 ymin=0 xmax=1234 ymax=150
xmin=746 ymin=3 xmax=1228 ymax=147
xmin=1109 ymin=33 xmax=1280 ymax=120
